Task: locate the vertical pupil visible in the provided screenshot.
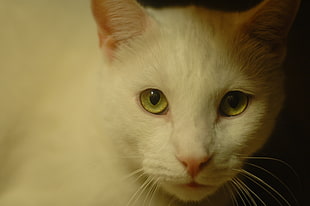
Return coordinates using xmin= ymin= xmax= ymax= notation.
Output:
xmin=150 ymin=90 xmax=161 ymax=105
xmin=227 ymin=94 xmax=239 ymax=108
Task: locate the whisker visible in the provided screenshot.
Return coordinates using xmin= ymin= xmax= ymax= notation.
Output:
xmin=237 ymin=176 xmax=268 ymax=206
xmin=122 ymin=168 xmax=144 ymax=181
xmin=143 ymin=176 xmax=156 ymax=206
xmin=224 ymin=183 xmax=238 ymax=206
xmin=236 ymin=169 xmax=291 ymax=205
xmin=126 ymin=176 xmax=152 ymax=206
xmin=143 ymin=177 xmax=157 ymax=206
xmin=230 ymin=178 xmax=247 ymax=206
xmin=240 ymin=156 xmax=299 ymax=179
xmin=234 ymin=177 xmax=257 ymax=206
xmin=148 ymin=178 xmax=160 ymax=206
xmin=245 ymin=162 xmax=298 ymax=205
xmin=137 ymin=176 xmax=155 ymax=206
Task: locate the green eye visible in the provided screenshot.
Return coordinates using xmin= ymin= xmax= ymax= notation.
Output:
xmin=140 ymin=89 xmax=168 ymax=115
xmin=219 ymin=91 xmax=249 ymax=117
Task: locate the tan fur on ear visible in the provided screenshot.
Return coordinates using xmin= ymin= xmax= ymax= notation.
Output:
xmin=233 ymin=0 xmax=300 ymax=72
xmin=241 ymin=0 xmax=300 ymax=44
xmin=91 ymin=0 xmax=150 ymax=57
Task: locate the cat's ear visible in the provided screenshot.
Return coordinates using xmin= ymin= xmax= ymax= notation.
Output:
xmin=235 ymin=0 xmax=300 ymax=56
xmin=91 ymin=0 xmax=153 ymax=59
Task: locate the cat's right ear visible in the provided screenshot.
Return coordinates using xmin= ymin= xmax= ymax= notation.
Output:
xmin=91 ymin=0 xmax=153 ymax=59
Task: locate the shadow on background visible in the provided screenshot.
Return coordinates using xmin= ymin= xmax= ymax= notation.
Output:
xmin=138 ymin=0 xmax=309 ymax=205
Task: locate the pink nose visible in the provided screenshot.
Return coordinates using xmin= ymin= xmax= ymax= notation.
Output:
xmin=177 ymin=156 xmax=210 ymax=177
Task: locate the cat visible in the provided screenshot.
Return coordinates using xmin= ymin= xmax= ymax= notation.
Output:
xmin=0 ymin=0 xmax=300 ymax=205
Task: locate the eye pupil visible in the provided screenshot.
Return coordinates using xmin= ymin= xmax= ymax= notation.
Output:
xmin=227 ymin=95 xmax=239 ymax=108
xmin=150 ymin=90 xmax=161 ymax=105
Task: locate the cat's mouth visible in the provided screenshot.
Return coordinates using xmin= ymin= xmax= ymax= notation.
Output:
xmin=183 ymin=181 xmax=207 ymax=188
xmin=180 ymin=181 xmax=216 ymax=190
xmin=161 ymin=181 xmax=218 ymax=202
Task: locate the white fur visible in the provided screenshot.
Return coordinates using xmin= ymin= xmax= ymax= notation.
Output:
xmin=0 ymin=0 xmax=299 ymax=205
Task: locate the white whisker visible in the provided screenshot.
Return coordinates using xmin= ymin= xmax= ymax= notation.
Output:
xmin=142 ymin=176 xmax=156 ymax=206
xmin=152 ymin=179 xmax=161 ymax=206
xmin=232 ymin=179 xmax=249 ymax=206
xmin=245 ymin=162 xmax=298 ymax=205
xmin=126 ymin=176 xmax=152 ymax=206
xmin=230 ymin=178 xmax=247 ymax=206
xmin=240 ymin=156 xmax=299 ymax=179
xmin=234 ymin=177 xmax=257 ymax=206
xmin=236 ymin=169 xmax=291 ymax=205
xmin=147 ymin=178 xmax=160 ymax=206
xmin=224 ymin=184 xmax=238 ymax=206
xmin=239 ymin=177 xmax=267 ymax=206
xmin=122 ymin=168 xmax=144 ymax=181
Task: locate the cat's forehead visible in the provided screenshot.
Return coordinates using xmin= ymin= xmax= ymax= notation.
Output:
xmin=147 ymin=6 xmax=234 ymax=35
xmin=146 ymin=8 xmax=238 ymax=75
xmin=115 ymin=6 xmax=259 ymax=104
xmin=141 ymin=15 xmax=240 ymax=93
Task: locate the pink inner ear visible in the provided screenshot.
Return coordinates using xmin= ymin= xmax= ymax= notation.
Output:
xmin=91 ymin=0 xmax=151 ymax=58
xmin=97 ymin=32 xmax=116 ymax=58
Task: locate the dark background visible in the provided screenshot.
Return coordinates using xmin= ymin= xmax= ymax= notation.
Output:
xmin=138 ymin=0 xmax=309 ymax=205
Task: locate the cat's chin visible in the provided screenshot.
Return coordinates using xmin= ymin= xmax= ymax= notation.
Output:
xmin=161 ymin=182 xmax=218 ymax=202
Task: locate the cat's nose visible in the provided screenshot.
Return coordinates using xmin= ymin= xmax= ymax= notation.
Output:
xmin=176 ymin=155 xmax=211 ymax=177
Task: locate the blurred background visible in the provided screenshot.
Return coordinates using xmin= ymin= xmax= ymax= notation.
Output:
xmin=137 ymin=0 xmax=309 ymax=205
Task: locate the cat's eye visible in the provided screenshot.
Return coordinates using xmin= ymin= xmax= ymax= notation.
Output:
xmin=219 ymin=91 xmax=249 ymax=117
xmin=140 ymin=89 xmax=168 ymax=115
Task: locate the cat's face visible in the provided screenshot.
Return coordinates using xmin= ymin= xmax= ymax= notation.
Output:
xmin=101 ymin=26 xmax=282 ymax=202
xmin=92 ymin=0 xmax=299 ymax=202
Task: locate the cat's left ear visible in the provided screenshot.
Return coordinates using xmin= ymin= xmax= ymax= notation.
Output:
xmin=91 ymin=0 xmax=153 ymax=59
xmin=235 ymin=0 xmax=300 ymax=56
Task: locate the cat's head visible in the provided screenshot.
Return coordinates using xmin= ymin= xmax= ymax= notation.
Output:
xmin=92 ymin=0 xmax=299 ymax=202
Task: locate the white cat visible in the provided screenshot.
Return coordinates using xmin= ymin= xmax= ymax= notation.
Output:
xmin=0 ymin=0 xmax=299 ymax=205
